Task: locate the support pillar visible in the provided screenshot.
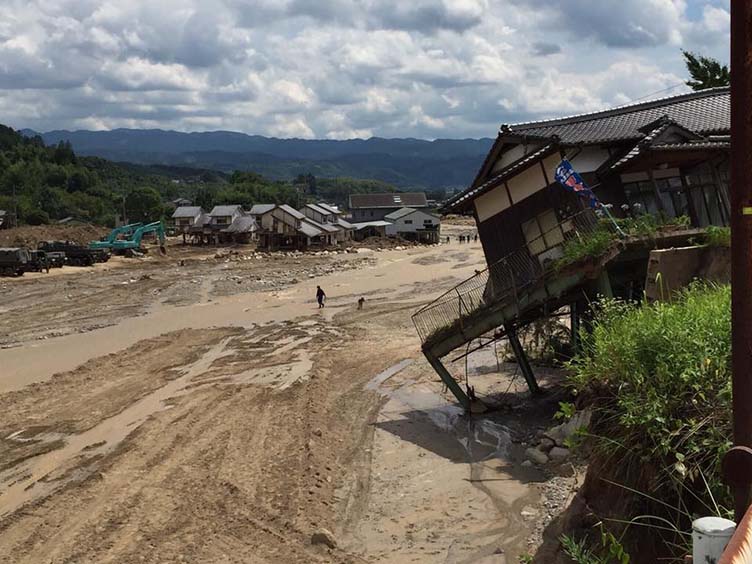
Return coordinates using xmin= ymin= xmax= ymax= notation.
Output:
xmin=506 ymin=325 xmax=540 ymax=395
xmin=725 ymin=0 xmax=752 ymax=523
xmin=423 ymin=348 xmax=470 ymax=411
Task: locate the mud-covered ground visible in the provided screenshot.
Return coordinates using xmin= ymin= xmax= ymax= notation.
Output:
xmin=0 ymin=227 xmax=574 ymax=563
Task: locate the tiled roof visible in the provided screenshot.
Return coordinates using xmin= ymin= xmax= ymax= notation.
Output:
xmin=610 ymin=117 xmax=730 ymax=172
xmin=209 ymin=205 xmax=242 ymax=217
xmin=171 ymin=206 xmax=203 ymax=218
xmin=222 ymin=215 xmax=257 ymax=233
xmin=349 ymin=192 xmax=428 ymax=209
xmin=277 ymin=204 xmax=305 ymax=220
xmin=352 ymin=221 xmax=392 ymax=229
xmin=505 ymin=87 xmax=729 ymax=145
xmin=384 ymin=207 xmax=418 ymax=220
xmin=336 ymin=218 xmax=355 ymax=229
xmin=249 ymin=204 xmax=275 ymax=216
xmin=303 ymin=203 xmax=333 ymax=217
xmin=298 ymin=221 xmax=322 ymax=237
xmin=317 ymin=203 xmax=341 ymax=215
xmin=652 ymin=140 xmax=730 ymax=151
xmin=303 ymin=217 xmax=339 ymax=233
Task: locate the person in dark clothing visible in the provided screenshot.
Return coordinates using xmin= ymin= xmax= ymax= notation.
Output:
xmin=316 ymin=285 xmax=326 ymax=308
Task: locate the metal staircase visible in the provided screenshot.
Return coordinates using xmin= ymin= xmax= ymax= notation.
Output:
xmin=412 ymin=210 xmax=610 ymax=410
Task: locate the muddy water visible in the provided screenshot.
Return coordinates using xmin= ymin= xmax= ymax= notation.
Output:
xmin=0 ymin=339 xmax=234 ymax=517
xmin=356 ymin=364 xmax=539 ymax=562
xmin=0 ymin=247 xmax=482 ymax=393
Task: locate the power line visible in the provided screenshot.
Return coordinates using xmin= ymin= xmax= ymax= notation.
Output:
xmin=626 ymin=82 xmax=688 ymax=104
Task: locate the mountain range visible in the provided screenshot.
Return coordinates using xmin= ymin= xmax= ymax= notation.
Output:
xmin=21 ymin=128 xmax=494 ymax=190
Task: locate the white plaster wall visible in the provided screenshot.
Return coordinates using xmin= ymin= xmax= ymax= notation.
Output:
xmin=474 ymin=185 xmax=511 ymax=223
xmin=569 ymin=147 xmax=611 ymax=173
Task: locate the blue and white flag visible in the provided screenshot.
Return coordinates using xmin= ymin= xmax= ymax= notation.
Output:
xmin=554 ymin=159 xmax=599 ymax=209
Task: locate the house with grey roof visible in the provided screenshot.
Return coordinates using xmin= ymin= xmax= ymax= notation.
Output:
xmin=171 ymin=206 xmax=205 ymax=230
xmin=299 ymin=203 xmax=354 ymax=243
xmin=208 ymin=205 xmax=244 ymax=228
xmin=348 ymin=192 xmax=429 ymax=222
xmin=384 ymin=207 xmax=441 ymax=244
xmin=180 ymin=205 xmax=257 ymax=245
xmin=444 ymin=87 xmax=730 ymax=266
xmin=254 ymin=204 xmax=335 ymax=250
xmin=414 ymin=87 xmax=731 ymax=412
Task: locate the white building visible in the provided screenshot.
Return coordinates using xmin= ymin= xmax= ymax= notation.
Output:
xmin=384 ymin=207 xmax=441 ymax=244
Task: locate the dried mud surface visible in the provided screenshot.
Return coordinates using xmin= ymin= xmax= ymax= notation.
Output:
xmin=0 ymin=230 xmax=573 ymax=563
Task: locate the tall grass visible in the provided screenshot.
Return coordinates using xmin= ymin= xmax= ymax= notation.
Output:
xmin=567 ymin=284 xmax=732 ymax=555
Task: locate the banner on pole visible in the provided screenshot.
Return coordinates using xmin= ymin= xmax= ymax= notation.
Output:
xmin=554 ymin=159 xmax=599 ymax=209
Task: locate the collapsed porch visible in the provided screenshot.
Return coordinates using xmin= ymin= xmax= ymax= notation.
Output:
xmin=412 ymin=210 xmax=705 ymax=411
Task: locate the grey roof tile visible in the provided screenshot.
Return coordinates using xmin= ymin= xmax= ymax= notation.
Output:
xmin=209 ymin=205 xmax=242 ymax=216
xmin=171 ymin=206 xmax=204 ymax=218
xmin=506 ymin=87 xmax=729 ymax=145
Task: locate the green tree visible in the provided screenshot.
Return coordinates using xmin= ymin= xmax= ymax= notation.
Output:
xmin=125 ymin=187 xmax=164 ymax=222
xmin=24 ymin=209 xmax=50 ymax=225
xmin=194 ymin=186 xmax=215 ymax=211
xmin=682 ymin=50 xmax=730 ymax=90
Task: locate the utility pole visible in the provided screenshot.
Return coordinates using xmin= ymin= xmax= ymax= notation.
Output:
xmin=723 ymin=0 xmax=752 ymax=524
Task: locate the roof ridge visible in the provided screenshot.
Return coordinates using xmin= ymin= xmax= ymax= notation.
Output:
xmin=505 ymin=87 xmax=729 ymax=132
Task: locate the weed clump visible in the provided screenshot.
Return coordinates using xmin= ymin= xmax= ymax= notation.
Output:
xmin=705 ymin=225 xmax=731 ymax=247
xmin=568 ymin=284 xmax=732 ymax=549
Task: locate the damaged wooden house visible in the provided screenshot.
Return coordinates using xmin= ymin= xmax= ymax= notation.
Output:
xmin=252 ymin=204 xmax=340 ymax=251
xmin=179 ymin=205 xmax=257 ymax=245
xmin=412 ymin=87 xmax=730 ymax=411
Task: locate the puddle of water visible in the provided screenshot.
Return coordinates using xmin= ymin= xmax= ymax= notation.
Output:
xmin=381 ymin=380 xmax=512 ymax=464
xmin=365 ymin=359 xmax=413 ymax=391
xmin=0 ymin=338 xmax=234 ymax=518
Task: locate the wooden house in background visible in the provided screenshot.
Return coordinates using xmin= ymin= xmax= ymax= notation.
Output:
xmin=413 ymin=87 xmax=731 ymax=411
xmin=208 ymin=205 xmax=244 ymax=229
xmin=348 ymin=192 xmax=430 ymax=222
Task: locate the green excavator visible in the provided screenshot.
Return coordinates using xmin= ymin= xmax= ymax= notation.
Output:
xmin=89 ymin=222 xmax=143 ymax=250
xmin=111 ymin=221 xmax=167 ymax=255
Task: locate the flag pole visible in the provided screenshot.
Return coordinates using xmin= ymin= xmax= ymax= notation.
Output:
xmin=559 ymin=158 xmax=625 ymax=237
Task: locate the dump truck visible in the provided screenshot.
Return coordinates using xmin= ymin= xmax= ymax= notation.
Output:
xmin=37 ymin=241 xmax=105 ymax=267
xmin=0 ymin=248 xmax=31 ymax=276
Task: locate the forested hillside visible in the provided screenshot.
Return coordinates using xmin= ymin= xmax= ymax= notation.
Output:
xmin=0 ymin=125 xmax=406 ymax=226
xmin=26 ymin=128 xmax=492 ymax=189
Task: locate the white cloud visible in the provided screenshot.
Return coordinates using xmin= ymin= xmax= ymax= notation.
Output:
xmin=0 ymin=0 xmax=731 ymax=138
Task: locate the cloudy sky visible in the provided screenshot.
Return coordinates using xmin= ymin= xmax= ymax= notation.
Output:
xmin=0 ymin=0 xmax=730 ymax=139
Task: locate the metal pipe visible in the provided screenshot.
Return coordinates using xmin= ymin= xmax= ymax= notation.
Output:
xmin=727 ymin=0 xmax=752 ymax=524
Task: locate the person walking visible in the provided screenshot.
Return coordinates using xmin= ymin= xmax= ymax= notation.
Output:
xmin=316 ymin=285 xmax=326 ymax=308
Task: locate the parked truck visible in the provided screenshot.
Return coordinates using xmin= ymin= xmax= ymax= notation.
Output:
xmin=37 ymin=241 xmax=106 ymax=267
xmin=45 ymin=250 xmax=65 ymax=268
xmin=26 ymin=250 xmax=50 ymax=273
xmin=0 ymin=248 xmax=31 ymax=276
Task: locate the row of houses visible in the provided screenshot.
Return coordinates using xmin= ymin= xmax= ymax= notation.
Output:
xmin=171 ymin=196 xmax=441 ymax=249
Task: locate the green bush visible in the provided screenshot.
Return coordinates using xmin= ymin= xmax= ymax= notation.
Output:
xmin=705 ymin=225 xmax=731 ymax=247
xmin=569 ymin=284 xmax=732 ymax=511
xmin=554 ymin=228 xmax=615 ymax=271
